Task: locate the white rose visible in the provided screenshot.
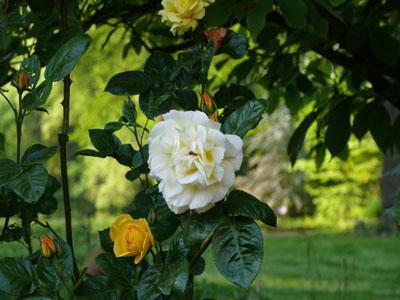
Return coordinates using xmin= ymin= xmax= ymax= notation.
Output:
xmin=148 ymin=110 xmax=243 ymax=214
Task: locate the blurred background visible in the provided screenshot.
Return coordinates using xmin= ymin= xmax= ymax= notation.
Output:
xmin=1 ymin=26 xmax=399 ymax=300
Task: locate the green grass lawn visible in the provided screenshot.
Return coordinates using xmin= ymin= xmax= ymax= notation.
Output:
xmin=1 ymin=218 xmax=399 ymax=300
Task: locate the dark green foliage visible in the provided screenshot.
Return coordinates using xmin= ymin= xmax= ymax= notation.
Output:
xmin=225 ymin=190 xmax=277 ymax=227
xmin=0 ymin=258 xmax=37 ymax=297
xmin=212 ymin=217 xmax=263 ymax=288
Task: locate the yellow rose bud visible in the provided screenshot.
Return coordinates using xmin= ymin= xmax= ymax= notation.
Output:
xmin=109 ymin=214 xmax=154 ymax=264
xmin=41 ymin=235 xmax=56 ymax=258
xmin=17 ymin=72 xmax=29 ymax=91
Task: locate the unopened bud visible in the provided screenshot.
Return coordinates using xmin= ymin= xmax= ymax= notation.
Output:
xmin=204 ymin=28 xmax=227 ymax=50
xmin=209 ymin=112 xmax=219 ymax=122
xmin=41 ymin=235 xmax=56 ymax=258
xmin=17 ymin=72 xmax=29 ymax=91
xmin=202 ymin=92 xmax=214 ymax=112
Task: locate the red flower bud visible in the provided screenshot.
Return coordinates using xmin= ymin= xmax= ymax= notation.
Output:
xmin=17 ymin=72 xmax=29 ymax=91
xmin=204 ymin=28 xmax=227 ymax=50
xmin=202 ymin=92 xmax=214 ymax=112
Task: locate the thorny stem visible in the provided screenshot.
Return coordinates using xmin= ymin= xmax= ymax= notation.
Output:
xmin=59 ymin=0 xmax=79 ymax=281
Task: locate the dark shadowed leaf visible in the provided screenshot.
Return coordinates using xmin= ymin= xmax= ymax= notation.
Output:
xmin=278 ymin=0 xmax=308 ymax=29
xmin=89 ymin=129 xmax=121 ymax=155
xmin=0 ymin=258 xmax=37 ymax=297
xmin=225 ymin=190 xmax=276 ymax=227
xmin=206 ymin=0 xmax=233 ymax=27
xmin=137 ymin=266 xmax=163 ymax=300
xmin=212 ymin=217 xmax=263 ymax=288
xmin=369 ymin=27 xmax=400 ymax=66
xmin=75 ymin=149 xmax=107 ymax=158
xmin=105 ymin=71 xmax=151 ymax=95
xmin=0 ymin=159 xmax=23 ymax=187
xmin=95 ymin=253 xmax=134 ymax=288
xmin=45 ymin=35 xmax=91 ymax=81
xmin=222 ymin=100 xmax=265 ymax=137
xmin=287 ymin=111 xmax=319 ymax=164
xmin=75 ymin=276 xmax=120 ymax=300
xmin=219 ymin=31 xmax=248 ymax=59
xmin=21 ymin=144 xmax=58 ymax=166
xmin=325 ymin=101 xmax=351 ymax=156
xmin=98 ymin=228 xmax=113 ymax=253
xmin=22 ymin=81 xmax=52 ymax=110
xmin=10 ymin=164 xmax=48 ymax=203
xmin=247 ymin=0 xmax=272 ymax=39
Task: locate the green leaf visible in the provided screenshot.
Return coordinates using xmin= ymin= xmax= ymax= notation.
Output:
xmin=212 ymin=217 xmax=263 ymax=288
xmin=26 ymin=0 xmax=54 ymax=19
xmin=287 ymin=111 xmax=319 ymax=166
xmin=125 ymin=169 xmax=141 ymax=181
xmin=246 ymin=0 xmax=272 ymax=39
xmin=222 ymin=100 xmax=265 ymax=138
xmin=22 ymin=81 xmax=52 ymax=110
xmin=158 ymin=236 xmax=189 ymax=295
xmin=104 ymin=122 xmax=123 ymax=132
xmin=137 ymin=266 xmax=163 ymax=300
xmin=21 ymin=144 xmax=57 ymax=166
xmin=305 ymin=0 xmax=329 ymax=39
xmin=369 ymin=27 xmax=400 ymax=66
xmin=37 ymin=256 xmax=62 ymax=290
xmin=214 ymin=84 xmax=255 ymax=109
xmin=206 ymin=0 xmax=234 ymax=27
xmin=278 ymin=0 xmax=308 ymax=30
xmin=20 ymin=54 xmax=41 ymax=87
xmin=0 ymin=159 xmax=23 ymax=187
xmin=144 ymin=51 xmax=175 ymax=85
xmin=325 ymin=101 xmax=351 ymax=157
xmin=75 ymin=149 xmax=107 ymax=158
xmin=89 ymin=129 xmax=121 ymax=155
xmin=105 ymin=71 xmax=151 ymax=95
xmin=366 ymin=101 xmax=391 ymax=151
xmin=121 ymin=99 xmax=137 ymax=123
xmin=0 ymin=258 xmax=37 ymax=297
xmin=10 ymin=164 xmax=48 ymax=203
xmin=151 ymin=203 xmax=180 ymax=242
xmin=0 ymin=132 xmax=4 ymax=151
xmin=75 ymin=276 xmax=120 ymax=300
xmin=95 ymin=253 xmax=134 ymax=288
xmin=45 ymin=35 xmax=91 ymax=81
xmin=98 ymin=228 xmax=113 ymax=253
xmin=219 ymin=31 xmax=248 ymax=59
xmin=182 ymin=205 xmax=226 ymax=246
xmin=225 ymin=190 xmax=276 ymax=227
xmin=112 ymin=144 xmax=135 ymax=167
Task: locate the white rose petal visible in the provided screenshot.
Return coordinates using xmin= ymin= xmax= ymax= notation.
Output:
xmin=148 ymin=110 xmax=243 ymax=214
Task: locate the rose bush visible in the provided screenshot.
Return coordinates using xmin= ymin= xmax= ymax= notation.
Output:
xmin=148 ymin=110 xmax=243 ymax=213
xmin=0 ymin=1 xmax=277 ymax=299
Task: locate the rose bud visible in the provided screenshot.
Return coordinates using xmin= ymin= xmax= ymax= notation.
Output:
xmin=209 ymin=112 xmax=219 ymax=122
xmin=17 ymin=72 xmax=29 ymax=91
xmin=204 ymin=27 xmax=227 ymax=50
xmin=41 ymin=235 xmax=56 ymax=258
xmin=109 ymin=214 xmax=154 ymax=264
xmin=201 ymin=92 xmax=214 ymax=112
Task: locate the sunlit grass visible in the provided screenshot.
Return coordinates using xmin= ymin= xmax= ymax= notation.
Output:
xmin=1 ymin=217 xmax=399 ymax=300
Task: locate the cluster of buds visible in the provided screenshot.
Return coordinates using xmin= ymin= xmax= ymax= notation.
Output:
xmin=201 ymin=92 xmax=219 ymax=122
xmin=41 ymin=235 xmax=57 ymax=258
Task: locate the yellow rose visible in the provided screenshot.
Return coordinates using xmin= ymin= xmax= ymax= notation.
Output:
xmin=41 ymin=235 xmax=56 ymax=258
xmin=109 ymin=214 xmax=155 ymax=264
xmin=159 ymin=0 xmax=215 ymax=35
